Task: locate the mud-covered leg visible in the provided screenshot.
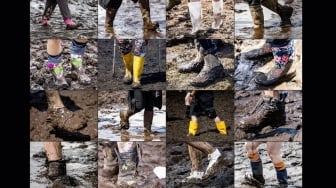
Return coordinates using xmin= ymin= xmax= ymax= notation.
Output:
xmin=105 ymin=0 xmax=122 ymax=28
xmin=139 ymin=0 xmax=159 ymax=30
xmin=42 ymin=0 xmax=57 ymax=26
xmin=182 ymin=145 xmax=204 ymax=183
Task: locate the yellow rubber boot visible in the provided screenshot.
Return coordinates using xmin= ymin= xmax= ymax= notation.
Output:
xmin=188 ymin=121 xmax=198 ymax=136
xmin=216 ymin=121 xmax=227 ymax=135
xmin=132 ymin=55 xmax=145 ymax=88
xmin=122 ymin=52 xmax=133 ymax=84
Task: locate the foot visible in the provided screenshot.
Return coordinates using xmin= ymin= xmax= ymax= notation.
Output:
xmin=202 ymin=149 xmax=222 ymax=180
xmin=120 ymin=110 xmax=130 ymax=130
xmin=123 ymin=75 xmax=132 ymax=85
xmin=42 ymin=19 xmax=51 ymax=27
xmin=71 ymin=54 xmax=91 ymax=85
xmin=48 ymin=63 xmax=69 ymax=88
xmin=182 ymin=171 xmax=204 ymax=183
xmin=64 ymin=18 xmax=82 ymax=30
xmin=143 ymin=21 xmax=159 ymax=30
xmin=243 ymin=173 xmax=265 ymax=188
xmin=131 ymin=82 xmax=142 ymax=89
xmin=279 ymin=5 xmax=293 ymax=27
xmin=255 ymin=61 xmax=293 ymax=86
xmin=46 ymin=107 xmax=87 ymax=132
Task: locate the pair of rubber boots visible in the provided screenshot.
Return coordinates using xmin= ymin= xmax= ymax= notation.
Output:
xmin=178 ymin=51 xmax=226 ymax=87
xmin=121 ymin=52 xmax=146 ymax=89
xmin=188 ymin=121 xmax=227 ymax=136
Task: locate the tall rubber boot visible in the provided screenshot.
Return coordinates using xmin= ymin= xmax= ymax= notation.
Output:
xmin=144 ymin=110 xmax=153 ymax=136
xmin=70 ymin=40 xmax=91 ymax=85
xmin=274 ymin=161 xmax=288 ymax=187
xmin=216 ymin=121 xmax=227 ymax=135
xmin=120 ymin=109 xmax=134 ymax=130
xmin=211 ymin=0 xmax=223 ymax=29
xmin=187 ymin=121 xmax=198 ymax=136
xmin=188 ymin=1 xmax=202 ymax=34
xmin=101 ymin=142 xmax=119 ymax=178
xmin=116 ymin=147 xmax=139 ymax=187
xmin=132 ymin=56 xmax=145 ymax=89
xmin=262 ymin=0 xmax=293 ymax=27
xmin=139 ymin=0 xmax=159 ymax=30
xmin=122 ymin=52 xmax=133 ymax=84
xmin=249 ymin=5 xmax=264 ymax=29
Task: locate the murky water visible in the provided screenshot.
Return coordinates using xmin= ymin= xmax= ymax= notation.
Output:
xmin=98 ymin=105 xmax=166 ymax=141
xmin=30 ymin=142 xmax=98 ymax=187
xmin=98 ymin=0 xmax=166 ymax=39
xmin=234 ymin=0 xmax=302 ymax=39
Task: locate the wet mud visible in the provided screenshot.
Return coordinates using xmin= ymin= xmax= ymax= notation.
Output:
xmin=30 ymin=39 xmax=98 ymax=90
xmin=30 ymin=141 xmax=98 ymax=188
xmin=234 ymin=142 xmax=302 ymax=187
xmin=30 ymin=0 xmax=98 ymax=40
xmin=98 ymin=39 xmax=166 ymax=90
xmin=166 ymin=90 xmax=234 ymax=142
xmin=30 ymin=90 xmax=98 ymax=141
xmin=234 ymin=90 xmax=302 ymax=141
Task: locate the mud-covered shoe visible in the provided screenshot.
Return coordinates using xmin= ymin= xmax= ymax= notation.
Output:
xmin=71 ymin=54 xmax=91 ymax=85
xmin=237 ymin=96 xmax=284 ymax=131
xmin=255 ymin=61 xmax=294 ymax=86
xmin=47 ymin=160 xmax=66 ymax=180
xmin=64 ymin=18 xmax=82 ymax=30
xmin=182 ymin=171 xmax=204 ymax=183
xmin=243 ymin=173 xmax=265 ymax=188
xmin=131 ymin=82 xmax=142 ymax=89
xmin=116 ymin=148 xmax=139 ymax=187
xmin=244 ymin=42 xmax=272 ymax=60
xmin=190 ymin=54 xmax=226 ymax=87
xmin=101 ymin=142 xmax=119 ymax=178
xmin=279 ymin=5 xmax=293 ymax=27
xmin=46 ymin=107 xmax=87 ymax=132
xmin=139 ymin=2 xmax=159 ymax=31
xmin=202 ymin=149 xmax=222 ymax=180
xmin=120 ymin=110 xmax=131 ymax=130
xmin=47 ymin=62 xmax=69 ymax=88
xmin=178 ymin=52 xmax=204 ymax=73
xmin=42 ymin=18 xmax=52 ymax=26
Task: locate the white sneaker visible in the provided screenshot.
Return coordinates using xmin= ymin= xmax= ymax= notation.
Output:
xmin=182 ymin=171 xmax=204 ymax=183
xmin=203 ymin=149 xmax=221 ymax=180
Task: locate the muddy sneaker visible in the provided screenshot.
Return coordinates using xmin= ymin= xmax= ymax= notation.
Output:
xmin=243 ymin=173 xmax=265 ymax=188
xmin=116 ymin=148 xmax=139 ymax=188
xmin=190 ymin=54 xmax=226 ymax=87
xmin=46 ymin=107 xmax=87 ymax=132
xmin=167 ymin=0 xmax=181 ymax=11
xmin=47 ymin=62 xmax=69 ymax=88
xmin=64 ymin=18 xmax=82 ymax=30
xmin=182 ymin=171 xmax=204 ymax=183
xmin=120 ymin=110 xmax=131 ymax=130
xmin=70 ymin=54 xmax=91 ymax=85
xmin=244 ymin=42 xmax=272 ymax=60
xmin=42 ymin=18 xmax=52 ymax=27
xmin=178 ymin=52 xmax=204 ymax=73
xmin=202 ymin=149 xmax=222 ymax=180
xmin=237 ymin=96 xmax=283 ymax=131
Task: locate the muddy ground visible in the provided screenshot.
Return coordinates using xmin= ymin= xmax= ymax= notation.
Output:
xmin=30 ymin=0 xmax=98 ymax=40
xmin=30 ymin=90 xmax=98 ymax=141
xmin=167 ymin=0 xmax=234 ymax=40
xmin=98 ymin=0 xmax=166 ymax=39
xmin=234 ymin=0 xmax=302 ymax=39
xmin=166 ymin=90 xmax=234 ymax=142
xmin=166 ymin=141 xmax=234 ymax=188
xmin=98 ymin=39 xmax=166 ymax=90
xmin=30 ymin=39 xmax=98 ymax=90
xmin=234 ymin=90 xmax=302 ymax=141
xmin=166 ymin=39 xmax=234 ymax=90
xmin=30 ymin=141 xmax=98 ymax=188
xmin=98 ymin=141 xmax=166 ymax=188
xmin=98 ymin=90 xmax=166 ymax=141
xmin=234 ymin=39 xmax=302 ymax=90
xmin=234 ymin=142 xmax=302 ymax=187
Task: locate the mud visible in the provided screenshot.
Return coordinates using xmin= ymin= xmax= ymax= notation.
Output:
xmin=166 ymin=39 xmax=234 ymax=90
xmin=234 ymin=39 xmax=302 ymax=90
xmin=30 ymin=39 xmax=98 ymax=90
xmin=98 ymin=90 xmax=166 ymax=141
xmin=98 ymin=39 xmax=166 ymax=90
xmin=30 ymin=90 xmax=98 ymax=141
xmin=30 ymin=141 xmax=98 ymax=188
xmin=234 ymin=90 xmax=302 ymax=141
xmin=167 ymin=0 xmax=234 ymax=40
xmin=166 ymin=90 xmax=234 ymax=142
xmin=234 ymin=142 xmax=302 ymax=187
xmin=98 ymin=141 xmax=166 ymax=187
xmin=234 ymin=0 xmax=302 ymax=39
xmin=30 ymin=0 xmax=98 ymax=40
xmin=166 ymin=141 xmax=234 ymax=188
xmin=98 ymin=0 xmax=166 ymax=39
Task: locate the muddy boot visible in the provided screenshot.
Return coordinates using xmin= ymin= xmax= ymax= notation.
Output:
xmin=261 ymin=0 xmax=293 ymax=27
xmin=120 ymin=110 xmax=134 ymax=130
xmin=144 ymin=110 xmax=153 ymax=137
xmin=244 ymin=151 xmax=265 ymax=187
xmin=178 ymin=51 xmax=204 ymax=73
xmin=47 ymin=160 xmax=80 ymax=186
xmin=274 ymin=161 xmax=288 ymax=187
xmin=216 ymin=121 xmax=227 ymax=135
xmin=139 ymin=0 xmax=159 ymax=30
xmin=47 ymin=52 xmax=69 ymax=88
xmin=190 ymin=54 xmax=226 ymax=87
xmin=202 ymin=149 xmax=222 ymax=180
xmin=132 ymin=56 xmax=145 ymax=89
xmin=167 ymin=0 xmax=181 ymax=11
xmin=249 ymin=5 xmax=264 ymax=29
xmin=122 ymin=52 xmax=133 ymax=84
xmin=255 ymin=40 xmax=294 ymax=86
xmin=188 ymin=1 xmax=202 ymax=34
xmin=46 ymin=107 xmax=87 ymax=132
xmin=116 ymin=147 xmax=139 ymax=187
xmin=237 ymin=95 xmax=283 ymax=131
xmin=211 ymin=0 xmax=223 ymax=29
xmin=70 ymin=40 xmax=91 ymax=85
xmin=64 ymin=18 xmax=82 ymax=30
xmin=101 ymin=142 xmax=119 ymax=178
xmin=105 ymin=8 xmax=118 ymax=28
xmin=245 ymin=41 xmax=272 ymax=60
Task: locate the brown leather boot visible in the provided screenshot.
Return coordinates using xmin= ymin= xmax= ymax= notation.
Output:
xmin=262 ymin=0 xmax=293 ymax=27
xmin=144 ymin=111 xmax=153 ymax=136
